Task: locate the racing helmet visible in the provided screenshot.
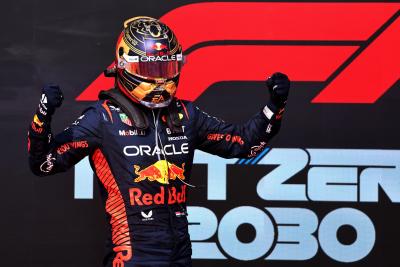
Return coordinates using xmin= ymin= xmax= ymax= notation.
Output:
xmin=115 ymin=16 xmax=183 ymax=108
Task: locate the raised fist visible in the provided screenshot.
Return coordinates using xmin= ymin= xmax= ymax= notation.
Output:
xmin=38 ymin=84 xmax=64 ymax=118
xmin=266 ymin=72 xmax=290 ymax=110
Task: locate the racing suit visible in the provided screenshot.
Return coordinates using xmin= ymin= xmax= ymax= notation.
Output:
xmin=28 ymin=93 xmax=283 ymax=267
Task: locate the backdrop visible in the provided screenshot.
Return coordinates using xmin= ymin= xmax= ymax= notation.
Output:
xmin=1 ymin=1 xmax=399 ymax=266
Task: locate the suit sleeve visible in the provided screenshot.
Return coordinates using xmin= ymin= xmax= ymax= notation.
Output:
xmin=28 ymin=106 xmax=102 ymax=176
xmin=193 ymin=104 xmax=283 ymax=159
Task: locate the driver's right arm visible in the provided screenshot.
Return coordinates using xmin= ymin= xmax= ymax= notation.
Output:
xmin=28 ymin=85 xmax=103 ymax=176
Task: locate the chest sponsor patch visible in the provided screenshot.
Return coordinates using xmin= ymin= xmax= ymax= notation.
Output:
xmin=168 ymin=135 xmax=188 ymax=141
xmin=119 ymin=113 xmax=133 ymax=126
xmin=129 ymin=185 xmax=187 ymax=206
xmin=123 ymin=143 xmax=189 ymax=156
xmin=119 ymin=129 xmax=146 ymax=136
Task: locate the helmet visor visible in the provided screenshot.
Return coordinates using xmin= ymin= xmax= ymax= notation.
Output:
xmin=119 ymin=53 xmax=183 ymax=80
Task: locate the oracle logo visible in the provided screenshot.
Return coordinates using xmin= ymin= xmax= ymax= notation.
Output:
xmin=76 ymin=2 xmax=400 ymax=103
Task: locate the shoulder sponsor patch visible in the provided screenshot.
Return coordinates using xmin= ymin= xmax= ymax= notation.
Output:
xmin=119 ymin=113 xmax=133 ymax=126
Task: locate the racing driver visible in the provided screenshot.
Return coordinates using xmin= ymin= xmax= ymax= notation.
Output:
xmin=28 ymin=16 xmax=290 ymax=267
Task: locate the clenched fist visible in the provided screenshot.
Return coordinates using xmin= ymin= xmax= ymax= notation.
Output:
xmin=266 ymin=72 xmax=290 ymax=111
xmin=37 ymin=84 xmax=64 ymax=120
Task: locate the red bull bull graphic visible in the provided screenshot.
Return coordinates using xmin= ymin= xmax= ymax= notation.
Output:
xmin=134 ymin=160 xmax=185 ymax=184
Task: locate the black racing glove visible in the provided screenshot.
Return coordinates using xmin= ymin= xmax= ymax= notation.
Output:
xmin=28 ymin=84 xmax=63 ymax=155
xmin=35 ymin=84 xmax=64 ymax=123
xmin=266 ymin=72 xmax=290 ymax=113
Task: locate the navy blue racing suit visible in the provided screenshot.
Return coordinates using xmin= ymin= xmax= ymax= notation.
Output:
xmin=28 ymin=98 xmax=283 ymax=267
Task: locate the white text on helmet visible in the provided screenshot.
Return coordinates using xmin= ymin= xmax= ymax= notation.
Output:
xmin=123 ymin=143 xmax=189 ymax=156
xmin=123 ymin=53 xmax=182 ymax=63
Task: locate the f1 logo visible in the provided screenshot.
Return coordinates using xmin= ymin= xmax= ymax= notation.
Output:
xmin=76 ymin=2 xmax=400 ymax=103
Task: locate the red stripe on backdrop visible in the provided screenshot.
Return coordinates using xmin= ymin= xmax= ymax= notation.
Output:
xmin=75 ymin=2 xmax=400 ymax=103
xmin=161 ymin=2 xmax=400 ymax=49
xmin=313 ymin=16 xmax=400 ymax=103
xmin=176 ymin=45 xmax=358 ymax=100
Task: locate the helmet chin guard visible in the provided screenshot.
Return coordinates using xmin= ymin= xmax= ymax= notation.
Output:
xmin=139 ymin=97 xmax=172 ymax=109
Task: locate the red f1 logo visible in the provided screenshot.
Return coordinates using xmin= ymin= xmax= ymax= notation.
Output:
xmin=76 ymin=2 xmax=400 ymax=103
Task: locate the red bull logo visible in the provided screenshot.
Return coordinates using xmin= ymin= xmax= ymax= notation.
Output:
xmin=129 ymin=185 xmax=187 ymax=206
xmin=152 ymin=42 xmax=167 ymax=51
xmin=133 ymin=160 xmax=185 ymax=184
xmin=31 ymin=121 xmax=43 ymax=134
